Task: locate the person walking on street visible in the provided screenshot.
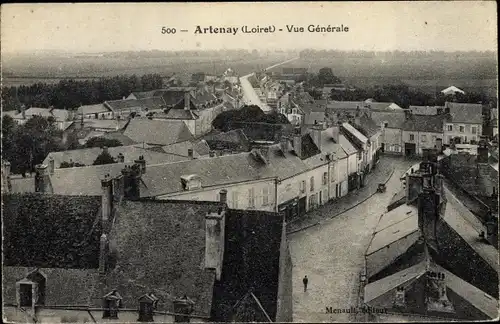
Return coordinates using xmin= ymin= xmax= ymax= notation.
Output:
xmin=303 ymin=275 xmax=308 ymax=292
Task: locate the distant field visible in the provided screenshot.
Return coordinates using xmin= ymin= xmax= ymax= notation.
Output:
xmin=272 ymin=56 xmax=497 ymax=96
xmin=1 ymin=54 xmax=288 ymax=87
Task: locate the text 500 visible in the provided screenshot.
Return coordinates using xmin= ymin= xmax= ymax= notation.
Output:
xmin=161 ymin=27 xmax=177 ymax=34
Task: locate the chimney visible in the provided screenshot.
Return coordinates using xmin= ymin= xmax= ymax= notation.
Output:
xmin=102 ymin=146 xmax=108 ymax=154
xmin=331 ymin=124 xmax=340 ymax=143
xmin=417 ymin=177 xmax=441 ymax=251
xmin=205 ymin=208 xmax=226 ymax=280
xmin=209 ymin=151 xmax=215 ymax=158
xmin=279 ymin=136 xmax=289 ymax=154
xmin=173 ymin=296 xmax=195 ymax=323
xmin=112 ymin=174 xmax=124 ymax=204
xmin=184 ymin=92 xmax=191 ymax=110
xmin=99 ymin=234 xmax=108 ymax=276
xmin=117 ymin=153 xmax=125 ymax=163
xmin=477 ymin=136 xmax=489 ymax=164
xmin=425 ymin=271 xmax=454 ymax=312
xmin=101 ymin=174 xmax=113 ymax=232
xmin=188 ymin=148 xmax=194 ymax=158
xmin=405 ymin=173 xmax=423 ymax=204
xmin=134 ymin=155 xmax=146 ymax=174
xmin=121 ymin=165 xmax=141 ymax=201
xmin=48 ymin=157 xmax=55 ymax=174
xmin=2 ymin=161 xmax=12 ymax=192
xmin=219 ymin=189 xmax=228 ymax=204
xmin=311 ymin=126 xmax=322 ymax=151
xmin=293 ymin=134 xmax=302 ymax=158
xmin=34 ymin=164 xmax=50 ymax=193
xmin=21 ymin=105 xmax=26 ymax=119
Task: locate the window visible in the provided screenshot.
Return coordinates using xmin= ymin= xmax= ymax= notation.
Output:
xmin=292 ymin=108 xmax=297 ymax=114
xmin=262 ymin=187 xmax=269 ymax=206
xmin=331 ymin=165 xmax=336 ymax=183
xmin=459 ymin=125 xmax=465 ymax=133
xmin=448 ymin=136 xmax=453 ymax=144
xmin=421 ymin=135 xmax=427 ymax=142
xmin=409 ymin=134 xmax=415 ymax=141
xmin=472 ymin=126 xmax=477 ymax=134
xmin=248 ymin=188 xmax=255 ymax=207
xmin=19 ymin=284 xmax=33 ymax=307
xmin=310 ymin=177 xmax=315 ymax=192
xmin=322 ymin=172 xmax=328 ymax=185
xmin=464 ymin=136 xmax=468 ymax=143
xmin=447 ymin=124 xmax=453 ymax=132
xmin=472 ymin=136 xmax=476 ymax=142
xmin=300 ymin=180 xmax=306 ymax=194
xmin=232 ymin=191 xmax=239 ymax=209
xmin=384 ymin=122 xmax=389 ymax=128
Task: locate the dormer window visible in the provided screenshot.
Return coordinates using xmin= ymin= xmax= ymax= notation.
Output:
xmin=103 ymin=290 xmax=123 ymax=319
xmin=16 ymin=269 xmax=46 ymax=308
xmin=138 ymin=293 xmax=159 ymax=322
xmin=181 ymin=174 xmax=202 ymax=191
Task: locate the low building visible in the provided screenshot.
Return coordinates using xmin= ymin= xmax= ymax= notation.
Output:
xmin=443 ymin=102 xmax=483 ymax=145
xmin=441 ymin=85 xmax=465 ymax=96
xmin=401 ymin=114 xmax=445 ymax=156
xmin=123 ymin=118 xmax=194 ymax=146
xmin=77 ymin=103 xmax=114 ymax=120
xmin=13 ymin=107 xmax=74 ymax=131
xmin=104 ymin=97 xmax=166 ymax=118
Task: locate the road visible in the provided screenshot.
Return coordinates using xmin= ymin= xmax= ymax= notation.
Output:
xmin=288 ymin=159 xmax=411 ymax=322
xmin=239 ymin=57 xmax=299 ymax=111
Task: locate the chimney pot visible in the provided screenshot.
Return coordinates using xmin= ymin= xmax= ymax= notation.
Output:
xmin=219 ymin=189 xmax=228 ymax=204
xmin=184 ymin=92 xmax=191 ymax=110
xmin=188 ymin=148 xmax=194 ymax=158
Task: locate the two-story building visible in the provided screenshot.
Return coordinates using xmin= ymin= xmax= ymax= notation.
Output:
xmin=370 ymin=110 xmax=406 ymax=154
xmin=443 ymin=102 xmax=483 ymax=145
xmin=401 ymin=113 xmax=445 ymax=156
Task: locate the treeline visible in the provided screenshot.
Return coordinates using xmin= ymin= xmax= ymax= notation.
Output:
xmin=300 ymin=49 xmax=497 ymax=59
xmin=328 ymin=84 xmax=495 ymax=108
xmin=212 ymin=105 xmax=290 ymax=132
xmin=1 ymin=74 xmax=163 ymax=111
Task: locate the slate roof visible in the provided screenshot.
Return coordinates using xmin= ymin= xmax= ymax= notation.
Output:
xmin=364 ymin=260 xmax=498 ymax=319
xmin=370 ymin=111 xmax=409 ymax=129
xmin=319 ymin=128 xmax=348 ymax=160
xmin=162 ymin=140 xmax=210 ymax=158
xmin=103 ymin=200 xmax=221 ymax=317
xmin=402 ymin=114 xmax=445 ymax=133
xmin=304 ymin=112 xmax=326 ymax=125
xmin=104 ymin=97 xmax=166 ymax=112
xmin=231 ymin=292 xmax=273 ymax=322
xmin=366 ymin=205 xmax=419 ymax=255
xmin=445 ymin=102 xmax=483 ymax=124
xmin=43 ymin=145 xmax=185 ymax=168
xmin=3 ymin=267 xmax=99 ymax=307
xmin=339 ymin=134 xmax=359 ymax=156
xmin=2 ymin=193 xmax=102 ymax=269
xmin=123 ymin=119 xmax=194 ymax=145
xmin=342 ymin=122 xmax=368 ymax=143
xmin=77 ymin=104 xmax=112 ymax=115
xmin=101 ymin=131 xmax=137 ymax=146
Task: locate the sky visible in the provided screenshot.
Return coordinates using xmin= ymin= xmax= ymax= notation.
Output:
xmin=1 ymin=1 xmax=497 ymax=53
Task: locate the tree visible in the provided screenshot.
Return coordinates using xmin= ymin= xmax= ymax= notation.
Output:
xmin=85 ymin=137 xmax=122 ymax=148
xmin=317 ymin=67 xmax=341 ymax=86
xmin=92 ymin=151 xmax=116 ymax=165
xmin=60 ymin=160 xmax=86 ymax=168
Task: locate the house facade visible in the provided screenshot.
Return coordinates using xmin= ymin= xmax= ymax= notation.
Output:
xmin=443 ymin=102 xmax=483 ymax=145
xmin=402 ymin=114 xmax=445 ymax=156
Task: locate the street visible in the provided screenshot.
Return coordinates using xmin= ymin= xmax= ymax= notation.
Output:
xmin=288 ymin=159 xmax=411 ymax=322
xmin=239 ymin=57 xmax=298 ymax=111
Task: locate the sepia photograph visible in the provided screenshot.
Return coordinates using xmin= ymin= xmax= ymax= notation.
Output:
xmin=1 ymin=1 xmax=498 ymax=322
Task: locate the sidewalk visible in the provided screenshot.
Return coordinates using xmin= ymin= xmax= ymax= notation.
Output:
xmin=287 ymin=156 xmax=407 ymax=234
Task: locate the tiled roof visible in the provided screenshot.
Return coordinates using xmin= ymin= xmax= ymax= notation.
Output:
xmin=445 ymin=102 xmax=483 ymax=124
xmin=2 ymin=193 xmax=102 ymax=269
xmin=409 ymin=105 xmax=442 ymax=115
xmin=43 ymin=145 xmax=184 ymax=168
xmin=123 ymin=119 xmax=194 ymax=145
xmin=104 ymin=97 xmax=166 ymax=112
xmin=104 ymin=200 xmax=221 ymax=317
xmin=77 ymin=104 xmax=112 ymax=115
xmin=3 ymin=267 xmax=98 ymax=307
xmin=357 ymin=115 xmax=380 ymax=137
xmin=402 ymin=114 xmax=445 ymax=133
xmin=203 ymin=129 xmax=251 ymax=152
xmin=371 ymin=111 xmax=407 ymax=129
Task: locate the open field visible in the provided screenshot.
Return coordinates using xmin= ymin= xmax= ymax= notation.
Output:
xmin=1 ymin=53 xmax=289 ymax=87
